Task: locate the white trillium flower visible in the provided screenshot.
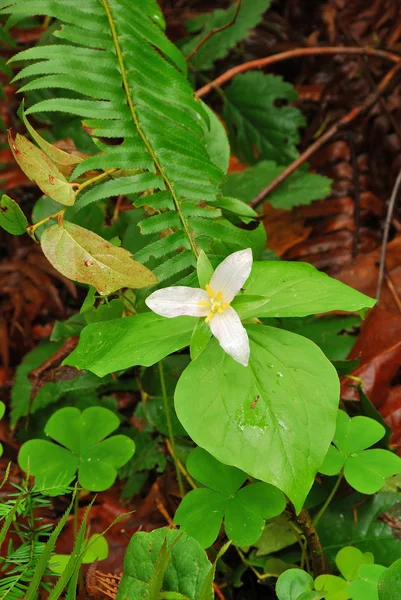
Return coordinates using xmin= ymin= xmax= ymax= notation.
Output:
xmin=145 ymin=248 xmax=252 ymax=367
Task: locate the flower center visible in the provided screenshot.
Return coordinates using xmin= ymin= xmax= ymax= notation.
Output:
xmin=199 ymin=284 xmax=230 ymax=323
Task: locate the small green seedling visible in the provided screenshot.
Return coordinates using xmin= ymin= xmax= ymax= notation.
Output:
xmin=319 ymin=411 xmax=401 ymax=494
xmin=18 ymin=406 xmax=135 ymax=492
xmin=49 ymin=533 xmax=108 ymax=575
xmin=174 ymin=447 xmax=286 ymax=548
xmin=277 ymin=547 xmax=385 ymax=600
xmin=116 ymin=527 xmax=214 ymax=600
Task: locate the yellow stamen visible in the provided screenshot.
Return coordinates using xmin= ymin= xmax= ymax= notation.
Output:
xmin=216 ymin=291 xmax=223 ymax=301
xmin=198 ymin=301 xmax=211 ymax=307
xmin=222 ymin=302 xmax=230 ymax=309
xmin=205 ymin=311 xmax=214 ymax=323
xmin=206 ymin=284 xmax=215 ymax=298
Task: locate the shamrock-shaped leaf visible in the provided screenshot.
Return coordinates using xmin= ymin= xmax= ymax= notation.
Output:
xmin=276 ymin=569 xmax=323 ymax=600
xmin=348 ymin=564 xmax=386 ymax=600
xmin=336 ymin=547 xmax=374 ymax=582
xmin=18 ymin=407 xmax=135 ymax=492
xmin=320 ymin=411 xmax=401 ymax=494
xmin=314 ymin=575 xmax=349 ymax=600
xmin=174 ymin=448 xmax=286 ymax=548
xmin=49 ymin=533 xmax=108 ymax=574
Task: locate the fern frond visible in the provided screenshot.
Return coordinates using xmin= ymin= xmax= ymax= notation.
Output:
xmin=3 ymin=0 xmax=228 ymax=277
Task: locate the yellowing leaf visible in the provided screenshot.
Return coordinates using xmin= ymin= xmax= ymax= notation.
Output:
xmin=21 ymin=105 xmax=83 ymax=176
xmin=8 ymin=131 xmax=76 ymax=206
xmin=41 ymin=221 xmax=157 ymax=295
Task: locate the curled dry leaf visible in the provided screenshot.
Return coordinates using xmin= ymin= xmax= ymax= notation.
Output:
xmin=8 ymin=131 xmax=76 ymax=206
xmin=41 ymin=220 xmax=157 ymax=295
xmin=21 ymin=107 xmax=84 ymax=177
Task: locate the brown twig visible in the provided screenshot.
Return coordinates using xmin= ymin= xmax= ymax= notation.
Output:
xmin=286 ymin=506 xmax=329 ymax=577
xmin=249 ymin=63 xmax=401 ymax=209
xmin=196 ymin=45 xmax=401 ymax=98
xmin=186 ymin=0 xmax=242 ymax=62
xmin=376 ymin=166 xmax=401 ymax=301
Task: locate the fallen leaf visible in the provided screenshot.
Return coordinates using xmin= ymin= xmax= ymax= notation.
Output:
xmin=8 ymin=131 xmax=76 ymax=206
xmin=41 ymin=221 xmax=157 ymax=295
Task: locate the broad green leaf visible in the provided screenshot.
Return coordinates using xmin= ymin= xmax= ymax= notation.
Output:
xmin=41 ymin=220 xmax=157 ymax=295
xmin=348 ymin=565 xmax=386 ymax=600
xmin=9 ymin=132 xmax=76 ymax=206
xmin=116 ymin=527 xmax=212 ymax=600
xmin=174 ymin=488 xmax=228 ymax=549
xmin=378 ymin=557 xmax=401 ymax=599
xmin=336 ymin=547 xmax=374 ymax=582
xmin=0 ymin=194 xmax=28 ymax=235
xmin=222 ymin=160 xmax=332 ymax=209
xmin=21 ymin=103 xmax=83 ymax=176
xmin=224 ymin=482 xmax=286 ymax=546
xmin=175 ymin=326 xmax=339 ymax=512
xmin=187 ymin=447 xmax=247 ymax=495
xmin=18 ymin=407 xmax=135 ymax=491
xmin=314 ymin=575 xmax=349 ymax=600
xmin=203 ymin=103 xmax=229 ymax=174
xmin=276 ymin=569 xmax=316 ymax=600
xmin=233 ymin=261 xmax=376 ymax=319
xmin=64 ymin=313 xmax=195 ymax=376
xmin=344 ymin=450 xmax=401 ymax=495
xmin=317 ymin=493 xmax=401 ymax=567
xmin=183 ymin=0 xmax=271 ymax=70
xmin=223 ymin=73 xmax=305 ymax=165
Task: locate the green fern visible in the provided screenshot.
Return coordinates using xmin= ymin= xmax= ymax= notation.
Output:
xmin=0 ymin=0 xmax=256 ymax=283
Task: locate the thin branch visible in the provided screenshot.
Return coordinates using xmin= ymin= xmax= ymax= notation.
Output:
xmin=249 ymin=63 xmax=401 ymax=209
xmin=196 ymin=46 xmax=401 ymax=98
xmin=186 ymin=0 xmax=243 ymax=62
xmin=376 ymin=166 xmax=401 ymax=301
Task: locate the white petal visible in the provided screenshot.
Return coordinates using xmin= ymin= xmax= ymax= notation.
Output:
xmin=146 ymin=286 xmax=210 ymax=318
xmin=209 ymin=248 xmax=253 ymax=302
xmin=209 ymin=306 xmax=250 ymax=366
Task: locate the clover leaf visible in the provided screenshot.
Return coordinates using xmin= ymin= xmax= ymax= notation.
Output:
xmin=319 ymin=411 xmax=401 ymax=494
xmin=174 ymin=447 xmax=286 ymax=548
xmin=18 ymin=407 xmax=135 ymax=492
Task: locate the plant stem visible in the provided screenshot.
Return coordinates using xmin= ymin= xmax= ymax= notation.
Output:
xmin=313 ymin=472 xmax=343 ymax=528
xmin=26 ymin=209 xmax=65 ymax=241
xmin=74 ymin=168 xmax=118 ymax=196
xmin=196 ymin=46 xmax=401 ymax=98
xmin=158 ymin=361 xmax=185 ymax=498
xmin=286 ymin=506 xmax=329 ymax=577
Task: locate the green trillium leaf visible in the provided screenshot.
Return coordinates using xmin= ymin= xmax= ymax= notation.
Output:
xmin=175 ymin=325 xmax=339 ymax=511
xmin=64 ymin=313 xmax=196 ymax=376
xmin=232 ymin=261 xmax=376 ymax=319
